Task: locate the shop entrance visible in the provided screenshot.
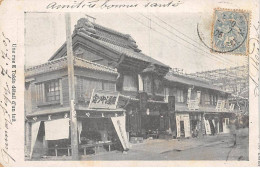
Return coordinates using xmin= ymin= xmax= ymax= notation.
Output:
xmin=78 ymin=117 xmax=125 ymax=155
xmin=180 ymin=121 xmax=185 ymax=137
xmin=191 ymin=120 xmax=199 ymax=138
xmin=208 ymin=120 xmax=216 ymax=135
xmin=219 ymin=119 xmax=223 ymax=132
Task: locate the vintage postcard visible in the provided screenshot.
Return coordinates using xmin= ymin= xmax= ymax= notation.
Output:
xmin=0 ymin=0 xmax=259 ymax=167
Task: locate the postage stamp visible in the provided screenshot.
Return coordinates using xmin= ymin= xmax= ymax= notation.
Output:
xmin=211 ymin=8 xmax=250 ymax=55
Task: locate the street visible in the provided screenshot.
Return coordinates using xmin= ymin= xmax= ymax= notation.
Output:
xmin=81 ymin=128 xmax=248 ymax=161
xmin=36 ymin=128 xmax=248 ymax=161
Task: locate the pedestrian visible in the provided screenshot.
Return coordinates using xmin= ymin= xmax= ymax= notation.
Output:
xmin=228 ymin=119 xmax=237 ymax=146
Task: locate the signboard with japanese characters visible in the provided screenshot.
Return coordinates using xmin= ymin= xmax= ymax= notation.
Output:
xmin=216 ymin=100 xmax=233 ymax=112
xmin=187 ymin=90 xmax=201 ymax=110
xmin=89 ymin=89 xmax=119 ymax=109
xmin=188 ymin=100 xmax=200 ymax=110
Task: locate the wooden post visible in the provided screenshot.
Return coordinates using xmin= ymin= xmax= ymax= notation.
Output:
xmin=65 ymin=13 xmax=79 ymax=160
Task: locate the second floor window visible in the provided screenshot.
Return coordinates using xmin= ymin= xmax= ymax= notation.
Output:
xmin=177 ymin=89 xmax=184 ymax=103
xmin=204 ymin=93 xmax=210 ymax=105
xmin=143 ymin=75 xmax=152 ymax=94
xmin=35 ymin=79 xmax=61 ymax=105
xmin=154 ymin=78 xmax=164 ymax=95
xmin=123 ymin=74 xmax=137 ymax=91
xmin=45 ymin=80 xmax=60 ymax=102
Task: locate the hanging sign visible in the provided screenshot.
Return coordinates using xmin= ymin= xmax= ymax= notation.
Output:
xmin=187 ymin=90 xmax=200 ymax=110
xmin=89 ymin=89 xmax=119 ymax=109
xmin=188 ymin=100 xmax=200 ymax=110
xmin=216 ymin=100 xmax=230 ymax=111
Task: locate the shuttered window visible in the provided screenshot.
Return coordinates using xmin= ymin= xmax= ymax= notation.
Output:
xmin=123 ymin=74 xmax=137 ymax=91
xmin=177 ymin=89 xmax=184 ymax=103
xmin=204 ymin=93 xmax=210 ymax=105
xmin=143 ymin=75 xmax=152 ymax=94
xmin=154 ymin=78 xmax=164 ymax=95
xmin=103 ymin=82 xmax=116 ymax=91
xmin=35 ymin=83 xmax=45 ymax=104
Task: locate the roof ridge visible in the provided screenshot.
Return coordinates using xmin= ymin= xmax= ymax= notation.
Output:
xmin=93 ymin=22 xmax=130 ymax=39
xmin=167 ymin=71 xmax=211 ymax=84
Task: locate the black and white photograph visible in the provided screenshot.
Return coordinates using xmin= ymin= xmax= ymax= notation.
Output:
xmin=23 ymin=11 xmax=250 ymax=161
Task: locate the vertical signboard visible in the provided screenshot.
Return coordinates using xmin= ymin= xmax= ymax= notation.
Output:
xmin=183 ymin=115 xmax=191 ymax=138
xmin=111 ymin=115 xmax=129 ymax=150
xmin=204 ymin=117 xmax=211 ymax=135
xmin=176 ymin=114 xmax=181 ymax=138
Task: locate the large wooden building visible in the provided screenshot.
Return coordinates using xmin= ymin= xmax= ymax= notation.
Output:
xmin=25 ymin=17 xmax=235 ymax=159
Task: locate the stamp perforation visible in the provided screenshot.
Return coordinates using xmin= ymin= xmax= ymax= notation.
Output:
xmin=210 ymin=7 xmax=252 ymax=57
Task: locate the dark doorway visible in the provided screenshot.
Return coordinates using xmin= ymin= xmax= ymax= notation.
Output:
xmin=219 ymin=119 xmax=223 ymax=132
xmin=209 ymin=120 xmax=215 ymax=135
xmin=180 ymin=121 xmax=185 ymax=137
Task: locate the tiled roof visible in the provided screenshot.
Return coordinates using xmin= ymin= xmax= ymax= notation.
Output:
xmin=49 ymin=18 xmax=169 ymax=68
xmin=175 ymin=103 xmax=234 ymax=113
xmin=165 ymin=72 xmax=229 ymax=93
xmin=25 ymin=56 xmax=118 ymax=77
xmin=83 ymin=32 xmax=168 ymax=67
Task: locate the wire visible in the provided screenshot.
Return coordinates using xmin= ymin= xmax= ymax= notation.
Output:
xmin=150 ymin=14 xmax=236 ymax=64
xmin=124 ymin=13 xmax=234 ymax=68
xmin=138 ymin=13 xmax=236 ymax=67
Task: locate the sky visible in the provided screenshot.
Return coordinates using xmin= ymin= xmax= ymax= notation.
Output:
xmin=25 ymin=12 xmax=247 ymax=73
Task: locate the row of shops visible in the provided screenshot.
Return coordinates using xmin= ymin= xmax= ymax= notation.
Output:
xmin=25 ymin=85 xmax=234 ymax=159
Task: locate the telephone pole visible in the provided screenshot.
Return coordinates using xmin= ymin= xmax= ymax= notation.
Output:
xmin=65 ymin=13 xmax=79 ymax=160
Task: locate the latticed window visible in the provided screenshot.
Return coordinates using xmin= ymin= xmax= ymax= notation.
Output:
xmin=45 ymin=80 xmax=60 ymax=102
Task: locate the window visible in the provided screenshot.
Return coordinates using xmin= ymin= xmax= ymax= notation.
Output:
xmin=143 ymin=75 xmax=152 ymax=94
xmin=45 ymin=80 xmax=60 ymax=102
xmin=177 ymin=89 xmax=184 ymax=103
xmin=213 ymin=95 xmax=218 ymax=105
xmin=204 ymin=93 xmax=210 ymax=105
xmin=154 ymin=78 xmax=164 ymax=95
xmin=123 ymin=74 xmax=137 ymax=91
xmin=35 ymin=79 xmax=62 ymax=105
xmin=164 ymin=87 xmax=169 ymax=102
xmin=210 ymin=94 xmax=214 ymax=105
xmin=209 ymin=94 xmax=218 ymax=105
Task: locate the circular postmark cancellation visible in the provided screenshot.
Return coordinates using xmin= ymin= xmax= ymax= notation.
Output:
xmin=211 ymin=8 xmax=250 ymax=55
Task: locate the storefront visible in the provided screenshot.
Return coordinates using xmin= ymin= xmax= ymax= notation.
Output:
xmin=176 ymin=113 xmax=190 ymax=138
xmin=203 ymin=112 xmax=233 ymax=135
xmin=27 ymin=90 xmax=130 ymax=159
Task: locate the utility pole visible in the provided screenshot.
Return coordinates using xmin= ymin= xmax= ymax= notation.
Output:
xmin=65 ymin=13 xmax=79 ymax=160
